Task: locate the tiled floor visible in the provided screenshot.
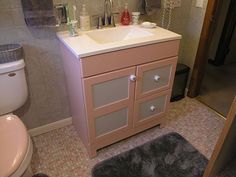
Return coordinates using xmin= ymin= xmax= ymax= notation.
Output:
xmin=31 ymin=97 xmax=225 ymax=177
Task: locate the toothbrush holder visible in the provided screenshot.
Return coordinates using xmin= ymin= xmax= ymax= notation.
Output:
xmin=68 ymin=20 xmax=78 ymax=36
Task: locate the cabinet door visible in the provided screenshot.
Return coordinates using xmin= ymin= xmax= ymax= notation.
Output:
xmin=135 ymin=57 xmax=177 ymax=99
xmin=134 ymin=90 xmax=171 ymax=127
xmin=83 ymin=67 xmax=136 ymax=142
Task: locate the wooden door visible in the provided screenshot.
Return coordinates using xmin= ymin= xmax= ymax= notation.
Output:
xmin=188 ymin=0 xmax=224 ymax=97
xmin=203 ymin=97 xmax=236 ymax=177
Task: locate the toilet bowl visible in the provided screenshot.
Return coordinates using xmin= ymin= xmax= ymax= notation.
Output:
xmin=0 ymin=114 xmax=33 ymax=177
xmin=0 ymin=46 xmax=33 ymax=177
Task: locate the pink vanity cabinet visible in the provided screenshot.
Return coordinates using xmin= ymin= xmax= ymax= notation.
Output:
xmin=60 ymin=40 xmax=180 ymax=157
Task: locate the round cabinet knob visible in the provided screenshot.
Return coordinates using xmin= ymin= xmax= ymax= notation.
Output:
xmin=154 ymin=75 xmax=160 ymax=82
xmin=8 ymin=73 xmax=16 ymax=77
xmin=129 ymin=75 xmax=136 ymax=82
xmin=150 ymin=105 xmax=156 ymax=112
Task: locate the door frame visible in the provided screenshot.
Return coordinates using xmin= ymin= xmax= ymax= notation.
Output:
xmin=187 ymin=0 xmax=221 ymax=97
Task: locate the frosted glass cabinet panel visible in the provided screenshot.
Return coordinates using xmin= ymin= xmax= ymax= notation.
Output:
xmin=84 ymin=67 xmax=136 ymax=110
xmin=92 ymin=76 xmax=129 ymax=108
xmin=95 ymin=108 xmax=128 ymax=137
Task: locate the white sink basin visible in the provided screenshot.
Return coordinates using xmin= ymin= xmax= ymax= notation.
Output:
xmin=57 ymin=25 xmax=182 ymax=57
xmin=86 ymin=26 xmax=154 ymax=44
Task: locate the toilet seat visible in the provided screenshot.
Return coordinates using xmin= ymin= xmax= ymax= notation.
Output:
xmin=0 ymin=114 xmax=29 ymax=177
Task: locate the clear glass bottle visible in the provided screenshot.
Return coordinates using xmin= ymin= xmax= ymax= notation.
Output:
xmin=120 ymin=3 xmax=130 ymax=25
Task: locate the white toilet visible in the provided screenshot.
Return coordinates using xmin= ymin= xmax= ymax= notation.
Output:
xmin=0 ymin=59 xmax=33 ymax=177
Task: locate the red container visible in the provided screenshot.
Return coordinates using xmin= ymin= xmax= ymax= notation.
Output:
xmin=120 ymin=4 xmax=130 ymax=25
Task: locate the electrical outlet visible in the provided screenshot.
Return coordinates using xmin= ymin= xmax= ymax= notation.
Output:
xmin=164 ymin=0 xmax=181 ymax=9
xmin=195 ymin=0 xmax=204 ymax=8
xmin=163 ymin=0 xmax=171 ymax=9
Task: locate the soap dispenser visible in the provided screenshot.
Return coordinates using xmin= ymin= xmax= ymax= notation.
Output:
xmin=79 ymin=4 xmax=90 ymax=31
xmin=120 ymin=3 xmax=130 ymax=25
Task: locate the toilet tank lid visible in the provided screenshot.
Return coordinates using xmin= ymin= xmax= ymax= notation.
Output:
xmin=0 ymin=59 xmax=25 ymax=74
xmin=0 ymin=114 xmax=28 ymax=177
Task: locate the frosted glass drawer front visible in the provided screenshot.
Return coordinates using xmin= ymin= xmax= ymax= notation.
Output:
xmin=142 ymin=65 xmax=171 ymax=93
xmin=136 ymin=57 xmax=177 ymax=99
xmin=95 ymin=108 xmax=128 ymax=137
xmin=93 ymin=76 xmax=129 ymax=108
xmin=138 ymin=95 xmax=166 ymax=121
xmin=134 ymin=91 xmax=170 ymax=126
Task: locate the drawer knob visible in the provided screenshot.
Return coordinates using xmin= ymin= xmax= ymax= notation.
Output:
xmin=150 ymin=105 xmax=156 ymax=112
xmin=129 ymin=75 xmax=136 ymax=82
xmin=154 ymin=75 xmax=160 ymax=82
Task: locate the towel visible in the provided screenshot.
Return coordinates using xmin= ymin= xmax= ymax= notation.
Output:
xmin=21 ymin=0 xmax=56 ymax=27
xmin=139 ymin=0 xmax=161 ymax=15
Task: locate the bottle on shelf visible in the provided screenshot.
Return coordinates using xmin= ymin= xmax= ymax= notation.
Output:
xmin=120 ymin=3 xmax=130 ymax=25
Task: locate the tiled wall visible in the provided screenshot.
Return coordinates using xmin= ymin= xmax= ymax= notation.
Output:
xmin=0 ymin=0 xmax=71 ymax=129
xmin=146 ymin=0 xmax=208 ymax=69
xmin=0 ymin=0 xmax=138 ymax=129
xmin=123 ymin=0 xmax=208 ymax=69
xmin=0 ymin=0 xmax=208 ymax=129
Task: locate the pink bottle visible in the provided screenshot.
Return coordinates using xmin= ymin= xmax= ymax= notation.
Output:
xmin=120 ymin=3 xmax=130 ymax=25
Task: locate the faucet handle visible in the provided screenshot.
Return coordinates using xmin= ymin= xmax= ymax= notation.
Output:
xmin=97 ymin=16 xmax=103 ymax=29
xmin=104 ymin=13 xmax=109 ymax=26
xmin=110 ymin=15 xmax=116 ymax=27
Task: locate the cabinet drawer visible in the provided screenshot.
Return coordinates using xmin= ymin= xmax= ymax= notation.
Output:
xmin=80 ymin=40 xmax=180 ymax=77
xmin=135 ymin=57 xmax=177 ymax=99
xmin=134 ymin=90 xmax=171 ymax=127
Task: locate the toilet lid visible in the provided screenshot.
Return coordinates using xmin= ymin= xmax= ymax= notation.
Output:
xmin=0 ymin=114 xmax=28 ymax=177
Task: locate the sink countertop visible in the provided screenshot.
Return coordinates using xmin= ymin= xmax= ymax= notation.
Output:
xmin=57 ymin=25 xmax=181 ymax=58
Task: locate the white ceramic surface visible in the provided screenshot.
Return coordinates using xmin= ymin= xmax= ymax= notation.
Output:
xmin=140 ymin=22 xmax=157 ymax=28
xmin=11 ymin=136 xmax=33 ymax=177
xmin=57 ymin=25 xmax=181 ymax=58
xmin=86 ymin=26 xmax=153 ymax=44
xmin=0 ymin=59 xmax=28 ymax=115
xmin=0 ymin=114 xmax=28 ymax=177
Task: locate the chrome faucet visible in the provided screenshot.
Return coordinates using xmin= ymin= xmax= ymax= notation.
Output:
xmin=103 ymin=0 xmax=115 ymax=27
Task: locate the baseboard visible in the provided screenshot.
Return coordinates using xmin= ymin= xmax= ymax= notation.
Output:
xmin=28 ymin=117 xmax=72 ymax=137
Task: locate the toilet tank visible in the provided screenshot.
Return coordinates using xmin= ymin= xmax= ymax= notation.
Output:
xmin=0 ymin=60 xmax=28 ymax=115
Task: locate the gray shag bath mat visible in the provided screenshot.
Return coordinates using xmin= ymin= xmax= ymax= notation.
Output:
xmin=32 ymin=173 xmax=49 ymax=177
xmin=92 ymin=132 xmax=208 ymax=177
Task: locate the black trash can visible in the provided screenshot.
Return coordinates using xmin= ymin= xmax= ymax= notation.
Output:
xmin=171 ymin=63 xmax=190 ymax=102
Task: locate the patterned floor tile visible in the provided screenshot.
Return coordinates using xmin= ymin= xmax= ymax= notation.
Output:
xmin=31 ymin=97 xmax=225 ymax=177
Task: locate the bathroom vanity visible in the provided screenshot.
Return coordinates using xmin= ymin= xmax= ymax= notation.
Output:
xmin=57 ymin=25 xmax=181 ymax=157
